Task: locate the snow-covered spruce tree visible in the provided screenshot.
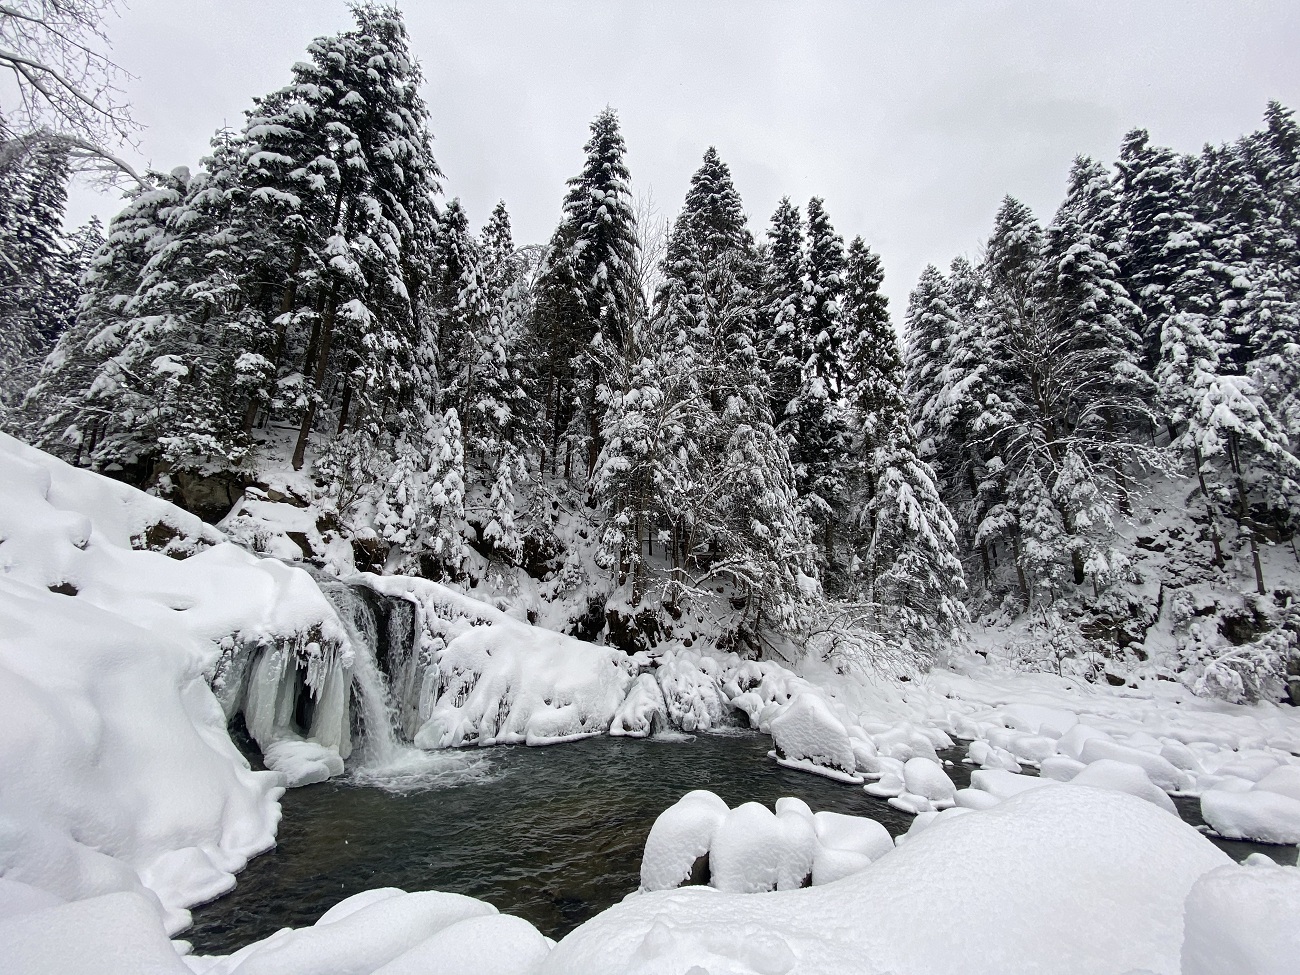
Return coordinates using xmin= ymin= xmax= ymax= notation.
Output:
xmin=596 ymin=147 xmax=816 ymax=653
xmin=758 ymin=197 xmax=805 ymax=424
xmin=959 ymin=193 xmax=1156 ymax=607
xmin=1114 ymin=128 xmax=1191 ymax=375
xmin=902 ymin=264 xmax=959 ymax=457
xmin=281 ymin=4 xmax=441 ymax=473
xmin=0 ymin=140 xmax=79 ymax=413
xmin=532 ymin=108 xmax=639 ymax=482
xmin=25 ymin=3 xmax=444 ymax=500
xmin=787 ymin=197 xmax=851 ymax=569
xmin=430 ymin=198 xmax=534 ymax=562
xmin=24 ymin=168 xmax=190 ymax=473
xmin=838 ymin=237 xmax=966 ymax=659
xmin=1156 ymin=305 xmax=1300 ymax=595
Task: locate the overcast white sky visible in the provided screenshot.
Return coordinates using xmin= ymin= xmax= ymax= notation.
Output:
xmin=68 ymin=0 xmax=1300 ymax=318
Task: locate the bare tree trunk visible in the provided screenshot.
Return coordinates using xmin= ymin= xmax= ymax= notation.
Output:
xmin=291 ymin=286 xmax=339 ymax=471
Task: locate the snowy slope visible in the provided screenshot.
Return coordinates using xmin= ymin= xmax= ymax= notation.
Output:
xmin=0 ymin=432 xmax=344 ymax=932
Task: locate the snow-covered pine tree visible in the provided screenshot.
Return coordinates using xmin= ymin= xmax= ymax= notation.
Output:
xmin=0 ymin=140 xmax=76 ymax=412
xmin=758 ymin=198 xmax=805 ymax=423
xmin=596 ymin=146 xmax=815 ymax=650
xmin=1157 ymin=304 xmax=1300 ymax=594
xmin=785 ymin=197 xmax=850 ymax=567
xmin=1115 ymin=128 xmax=1190 ymax=374
xmin=838 ymin=237 xmax=966 ymax=656
xmin=902 ymin=264 xmax=958 ymax=456
xmin=245 ymin=3 xmax=442 ymax=471
xmin=532 ymin=108 xmax=639 ymax=481
xmin=1044 ymin=156 xmax=1151 ymax=416
xmin=25 ymin=168 xmax=190 ymax=473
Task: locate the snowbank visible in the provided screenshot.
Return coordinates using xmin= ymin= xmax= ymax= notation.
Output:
xmin=1181 ymin=862 xmax=1300 ymax=975
xmin=0 ymin=434 xmax=330 ymax=932
xmin=546 ymin=787 xmax=1231 ymax=975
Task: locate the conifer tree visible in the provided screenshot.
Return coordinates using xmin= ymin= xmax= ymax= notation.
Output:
xmin=533 ymin=108 xmax=639 ymax=481
xmin=0 ymin=140 xmax=77 ymax=410
xmin=759 ymin=198 xmax=805 ymax=422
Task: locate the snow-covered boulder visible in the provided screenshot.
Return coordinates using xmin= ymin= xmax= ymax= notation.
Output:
xmin=902 ymin=757 xmax=957 ymax=804
xmin=1181 ymin=863 xmax=1300 ymax=975
xmin=609 ymin=673 xmax=667 ymax=738
xmin=1079 ymin=738 xmax=1193 ymax=793
xmin=811 ymin=811 xmax=894 ymax=862
xmin=1254 ymin=764 xmax=1300 ymax=802
xmin=368 ymin=913 xmax=552 ymax=975
xmin=1040 ymin=755 xmax=1086 ymax=782
xmin=195 ymin=889 xmax=501 ymax=975
xmin=709 ymin=802 xmax=810 ymax=893
xmin=969 ymin=768 xmax=1057 ymax=801
xmin=770 ymin=694 xmax=857 ymax=778
xmin=640 ymin=791 xmax=729 ymax=892
xmin=966 ymin=739 xmax=1022 ymax=772
xmin=1070 ymin=760 xmax=1177 ymax=814
xmin=1201 ymin=789 xmax=1300 ymax=845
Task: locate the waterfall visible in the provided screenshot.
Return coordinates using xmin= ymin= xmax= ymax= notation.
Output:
xmin=315 ymin=579 xmax=405 ymax=766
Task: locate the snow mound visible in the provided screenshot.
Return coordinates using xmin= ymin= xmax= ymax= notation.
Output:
xmin=549 ymin=787 xmax=1231 ymax=975
xmin=0 ymin=890 xmax=190 ymax=975
xmin=769 ymin=693 xmax=856 ymax=777
xmin=640 ymin=790 xmax=729 ymax=892
xmin=192 ymin=889 xmax=505 ymax=975
xmin=641 ymin=793 xmax=892 ymax=896
xmin=1071 ymin=760 xmax=1177 ymax=814
xmin=1181 ymin=862 xmax=1300 ymax=975
xmin=1201 ymin=789 xmax=1300 ymax=845
xmin=0 ymin=433 xmax=360 ymax=931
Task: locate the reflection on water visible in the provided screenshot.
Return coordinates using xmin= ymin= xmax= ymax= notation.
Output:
xmin=187 ymin=732 xmax=1297 ymax=954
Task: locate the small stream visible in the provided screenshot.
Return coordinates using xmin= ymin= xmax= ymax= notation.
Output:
xmin=186 ymin=732 xmax=1295 ymax=955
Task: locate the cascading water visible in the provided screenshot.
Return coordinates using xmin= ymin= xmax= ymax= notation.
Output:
xmin=316 ymin=579 xmax=404 ymax=766
xmin=314 ymin=576 xmax=489 ymax=792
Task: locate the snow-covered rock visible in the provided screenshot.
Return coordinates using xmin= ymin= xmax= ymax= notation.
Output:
xmin=1181 ymin=862 xmax=1300 ymax=975
xmin=1070 ymin=760 xmax=1178 ymax=814
xmin=1254 ymin=764 xmax=1300 ymax=802
xmin=640 ymin=790 xmax=729 ymax=892
xmin=1201 ymin=789 xmax=1300 ymax=845
xmin=769 ymin=693 xmax=857 ymax=778
xmin=1040 ymin=755 xmax=1086 ymax=782
xmin=1079 ymin=738 xmax=1193 ymax=793
xmin=708 ymin=802 xmax=809 ymax=893
xmin=811 ymin=811 xmax=894 ymax=862
xmin=609 ymin=673 xmax=667 ymax=738
xmin=901 ymin=757 xmax=957 ymax=805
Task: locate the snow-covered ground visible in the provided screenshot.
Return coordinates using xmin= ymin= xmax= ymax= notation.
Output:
xmin=3 ymin=433 xmax=1300 ymax=973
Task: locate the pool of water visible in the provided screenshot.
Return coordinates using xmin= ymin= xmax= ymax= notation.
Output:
xmin=186 ymin=732 xmax=1296 ymax=954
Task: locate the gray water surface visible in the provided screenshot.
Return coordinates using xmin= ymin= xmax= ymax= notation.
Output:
xmin=187 ymin=732 xmax=950 ymax=953
xmin=186 ymin=732 xmax=1295 ymax=955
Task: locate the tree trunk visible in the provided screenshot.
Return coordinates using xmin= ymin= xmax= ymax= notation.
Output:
xmin=291 ymin=286 xmax=339 ymax=471
xmin=336 ymin=378 xmax=352 ymax=435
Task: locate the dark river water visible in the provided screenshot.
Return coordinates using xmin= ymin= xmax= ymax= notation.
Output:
xmin=186 ymin=731 xmax=1295 ymax=955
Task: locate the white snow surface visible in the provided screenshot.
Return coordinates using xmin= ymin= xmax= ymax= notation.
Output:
xmin=544 ymin=787 xmax=1232 ymax=975
xmin=0 ymin=433 xmax=320 ymax=933
xmin=1181 ymin=861 xmax=1300 ymax=975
